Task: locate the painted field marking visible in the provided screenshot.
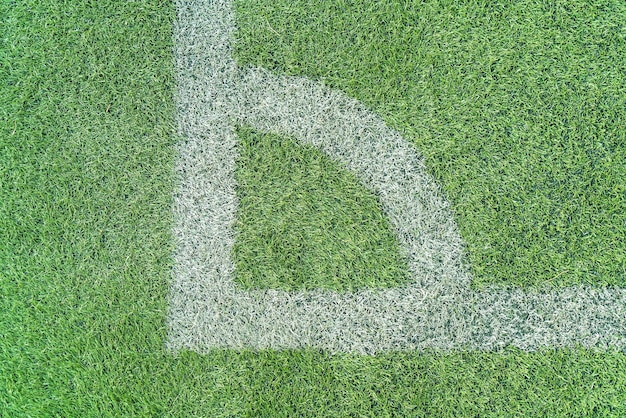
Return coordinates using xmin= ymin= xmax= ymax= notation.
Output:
xmin=168 ymin=0 xmax=626 ymax=354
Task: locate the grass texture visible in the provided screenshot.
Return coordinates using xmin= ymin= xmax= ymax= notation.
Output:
xmin=235 ymin=0 xmax=626 ymax=289
xmin=1 ymin=0 xmax=626 ymax=416
xmin=233 ymin=126 xmax=410 ymax=291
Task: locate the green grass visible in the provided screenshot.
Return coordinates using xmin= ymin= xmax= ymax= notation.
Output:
xmin=234 ymin=0 xmax=626 ymax=289
xmin=233 ymin=126 xmax=410 ymax=291
xmin=2 ymin=0 xmax=626 ymax=416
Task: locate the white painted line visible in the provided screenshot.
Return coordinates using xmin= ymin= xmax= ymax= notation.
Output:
xmin=168 ymin=0 xmax=626 ymax=354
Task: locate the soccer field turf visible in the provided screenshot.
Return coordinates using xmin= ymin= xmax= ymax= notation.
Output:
xmin=2 ymin=0 xmax=625 ymax=415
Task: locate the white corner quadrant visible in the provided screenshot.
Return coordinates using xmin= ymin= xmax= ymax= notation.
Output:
xmin=168 ymin=0 xmax=626 ymax=354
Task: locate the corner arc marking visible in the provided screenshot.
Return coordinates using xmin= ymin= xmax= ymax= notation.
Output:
xmin=168 ymin=0 xmax=626 ymax=354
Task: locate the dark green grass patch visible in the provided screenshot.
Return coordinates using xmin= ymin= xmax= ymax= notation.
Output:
xmin=2 ymin=0 xmax=626 ymax=416
xmin=233 ymin=126 xmax=410 ymax=291
xmin=236 ymin=347 xmax=626 ymax=417
xmin=234 ymin=0 xmax=626 ymax=289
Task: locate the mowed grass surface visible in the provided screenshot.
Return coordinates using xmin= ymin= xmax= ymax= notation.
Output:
xmin=233 ymin=126 xmax=410 ymax=291
xmin=235 ymin=0 xmax=626 ymax=289
xmin=2 ymin=0 xmax=626 ymax=416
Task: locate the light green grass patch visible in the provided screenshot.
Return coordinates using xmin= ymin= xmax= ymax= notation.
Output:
xmin=234 ymin=126 xmax=410 ymax=291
